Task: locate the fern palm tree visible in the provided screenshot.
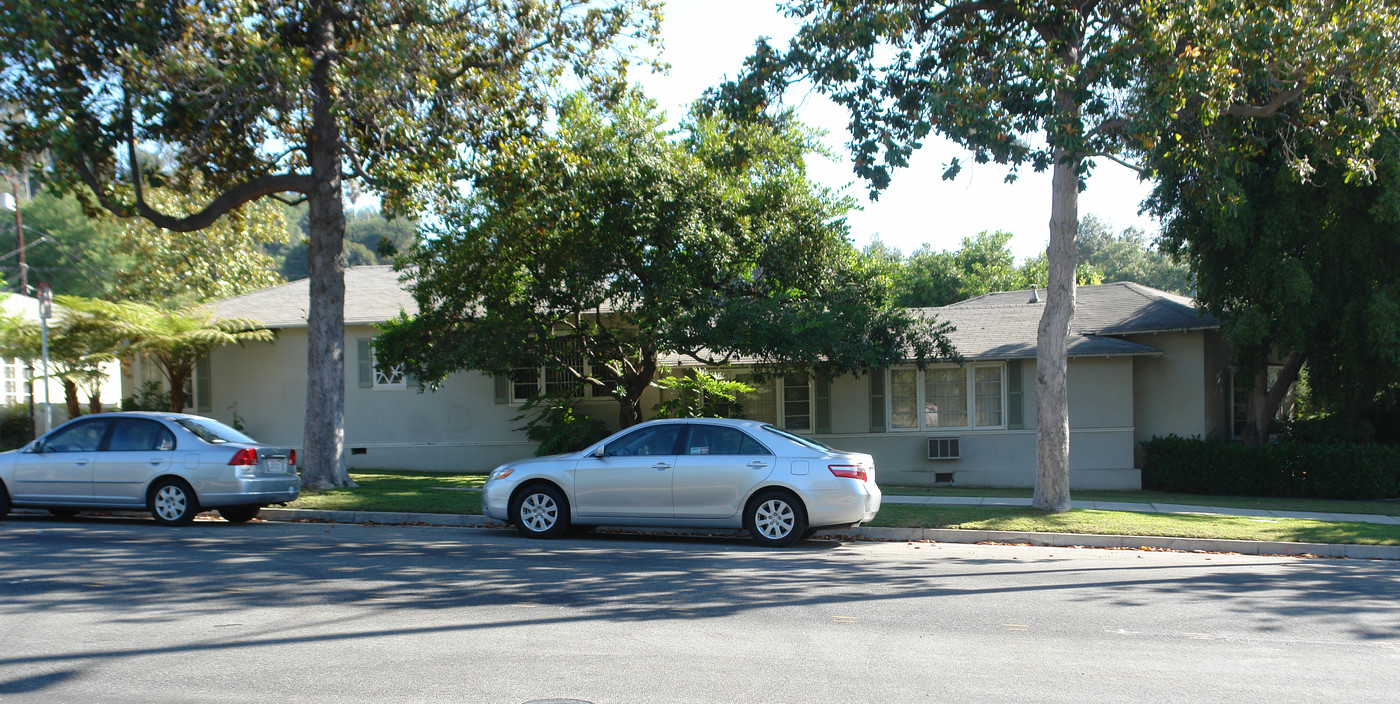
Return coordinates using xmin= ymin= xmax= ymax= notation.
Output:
xmin=63 ymin=297 xmax=274 ymax=412
xmin=0 ymin=304 xmax=124 ymax=417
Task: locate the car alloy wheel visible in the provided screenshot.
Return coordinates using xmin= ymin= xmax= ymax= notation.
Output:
xmin=149 ymin=479 xmax=198 ymax=526
xmin=748 ymin=490 xmax=808 ymax=547
xmin=510 ymin=484 xmax=570 ymax=538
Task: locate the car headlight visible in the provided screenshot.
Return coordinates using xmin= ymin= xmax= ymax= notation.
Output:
xmin=488 ymin=467 xmax=515 ymax=481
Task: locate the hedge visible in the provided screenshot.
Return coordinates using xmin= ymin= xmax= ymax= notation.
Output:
xmin=1141 ymin=435 xmax=1400 ymax=500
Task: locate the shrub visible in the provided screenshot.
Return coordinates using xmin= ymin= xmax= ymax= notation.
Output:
xmin=0 ymin=405 xmax=34 ymax=451
xmin=515 ymin=389 xmax=611 ymax=456
xmin=1142 ymin=435 xmax=1400 ymax=500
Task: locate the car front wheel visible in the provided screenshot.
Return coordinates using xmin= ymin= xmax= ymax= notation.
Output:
xmin=747 ymin=490 xmax=807 ymax=547
xmin=510 ymin=484 xmax=569 ymax=539
xmin=148 ymin=479 xmax=198 ymax=526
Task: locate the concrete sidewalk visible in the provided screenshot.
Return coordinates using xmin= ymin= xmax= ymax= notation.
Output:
xmin=882 ymin=495 xmax=1400 ymax=525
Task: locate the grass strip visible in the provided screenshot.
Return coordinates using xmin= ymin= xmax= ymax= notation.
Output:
xmin=869 ymin=505 xmax=1400 ymax=546
xmin=284 ymin=472 xmax=1400 ymax=545
xmin=880 ymin=486 xmax=1400 ymax=517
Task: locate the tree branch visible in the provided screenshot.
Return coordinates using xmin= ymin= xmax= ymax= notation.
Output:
xmin=1224 ymin=85 xmax=1308 ymax=118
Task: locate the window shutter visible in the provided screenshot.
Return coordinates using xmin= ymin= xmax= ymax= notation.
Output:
xmin=195 ymin=356 xmax=212 ymax=413
xmin=357 ymin=338 xmax=373 ymax=388
xmin=1007 ymin=360 xmax=1024 ymax=430
xmin=814 ymin=376 xmax=831 ymax=434
xmin=406 ymin=370 xmax=420 ymax=388
xmin=869 ymin=368 xmax=886 ymax=433
xmin=494 ymin=374 xmax=510 ymax=404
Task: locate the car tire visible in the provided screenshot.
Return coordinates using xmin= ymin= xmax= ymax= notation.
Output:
xmin=48 ymin=507 xmax=81 ymax=518
xmin=510 ymin=483 xmax=569 ymax=539
xmin=218 ymin=505 xmax=262 ymax=523
xmin=0 ymin=481 xmax=10 ymax=518
xmin=148 ymin=478 xmax=199 ymax=526
xmin=800 ymin=527 xmax=820 ymax=541
xmin=747 ymin=489 xmax=807 ymax=548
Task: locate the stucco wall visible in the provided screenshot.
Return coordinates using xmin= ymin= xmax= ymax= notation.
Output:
xmin=812 ymin=357 xmax=1141 ymax=490
xmin=1126 ymin=330 xmax=1227 ymax=466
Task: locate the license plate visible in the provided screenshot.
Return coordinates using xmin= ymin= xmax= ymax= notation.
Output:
xmin=267 ymin=458 xmax=286 ymax=473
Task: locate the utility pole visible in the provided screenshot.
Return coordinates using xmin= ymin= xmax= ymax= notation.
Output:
xmin=5 ymin=168 xmax=27 ymax=294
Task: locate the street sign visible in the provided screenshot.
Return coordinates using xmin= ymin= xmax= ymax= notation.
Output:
xmin=36 ymin=281 xmax=51 ymax=319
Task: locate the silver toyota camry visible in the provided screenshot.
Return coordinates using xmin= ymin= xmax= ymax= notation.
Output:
xmin=483 ymin=418 xmax=881 ymax=546
xmin=0 ymin=411 xmax=300 ymax=525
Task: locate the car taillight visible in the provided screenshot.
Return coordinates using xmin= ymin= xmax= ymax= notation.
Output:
xmin=229 ymin=448 xmax=259 ymax=466
xmin=289 ymin=449 xmax=296 ymax=466
xmin=829 ymin=464 xmax=868 ymax=482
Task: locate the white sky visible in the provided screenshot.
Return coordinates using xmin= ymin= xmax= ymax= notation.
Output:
xmin=635 ymin=0 xmax=1158 ymax=263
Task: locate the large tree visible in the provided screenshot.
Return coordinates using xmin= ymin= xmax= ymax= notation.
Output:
xmin=718 ymin=0 xmax=1400 ymax=510
xmin=375 ymin=93 xmax=952 ymax=427
xmin=1150 ymin=130 xmax=1400 ymax=441
xmin=0 ymin=0 xmax=660 ymax=489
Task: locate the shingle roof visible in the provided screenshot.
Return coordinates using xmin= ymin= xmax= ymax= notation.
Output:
xmin=930 ymin=282 xmax=1217 ymax=360
xmin=211 ymin=265 xmax=416 ymax=328
xmin=210 ymin=273 xmax=1210 ymax=361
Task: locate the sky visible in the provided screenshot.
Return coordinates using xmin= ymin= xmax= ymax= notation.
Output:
xmin=635 ymin=1 xmax=1159 ymax=263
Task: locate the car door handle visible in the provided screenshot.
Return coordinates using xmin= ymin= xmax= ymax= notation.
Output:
xmin=652 ymin=462 xmax=671 ymax=470
xmin=747 ymin=461 xmax=768 ymax=469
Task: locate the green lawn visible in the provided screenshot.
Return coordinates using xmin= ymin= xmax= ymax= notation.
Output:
xmin=283 ymin=471 xmax=1400 ymax=546
xmin=880 ymin=486 xmax=1400 ymax=517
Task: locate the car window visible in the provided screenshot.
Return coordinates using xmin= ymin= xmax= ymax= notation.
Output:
xmin=684 ymin=426 xmax=772 ymax=456
xmin=605 ymin=425 xmax=681 ymax=457
xmin=761 ymin=425 xmax=832 ymax=451
xmin=43 ymin=419 xmax=110 ymax=453
xmin=175 ymin=417 xmax=258 ymax=444
xmin=106 ymin=419 xmax=176 ymax=452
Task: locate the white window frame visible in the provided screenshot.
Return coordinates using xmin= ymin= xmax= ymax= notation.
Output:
xmin=370 ymin=343 xmax=407 ymax=390
xmin=885 ymin=363 xmax=1007 ymax=432
xmin=734 ymin=372 xmax=814 ymax=432
xmin=508 ymin=338 xmax=612 ymax=404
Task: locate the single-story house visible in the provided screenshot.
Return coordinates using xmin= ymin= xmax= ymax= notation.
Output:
xmin=2 ymin=292 xmax=124 ymax=434
xmin=143 ymin=266 xmax=1236 ymax=489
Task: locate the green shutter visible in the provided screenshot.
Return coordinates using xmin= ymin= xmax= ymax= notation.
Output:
xmin=357 ymin=338 xmax=372 ymax=388
xmin=814 ymin=376 xmax=831 ymax=434
xmin=195 ymin=356 xmax=212 ymax=413
xmin=869 ymin=368 xmax=886 ymax=433
xmin=494 ymin=374 xmax=510 ymax=404
xmin=1007 ymin=360 xmax=1024 ymax=430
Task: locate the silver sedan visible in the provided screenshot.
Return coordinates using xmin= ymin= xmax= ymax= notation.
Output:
xmin=0 ymin=411 xmax=300 ymax=525
xmin=483 ymin=418 xmax=881 ymax=547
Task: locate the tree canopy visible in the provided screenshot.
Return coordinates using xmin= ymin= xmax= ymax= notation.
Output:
xmin=375 ymin=93 xmax=953 ymax=427
xmin=721 ymin=0 xmax=1400 ymax=510
xmin=0 ymin=0 xmax=661 ymax=489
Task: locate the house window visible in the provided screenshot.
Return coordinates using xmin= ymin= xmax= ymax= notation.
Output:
xmin=371 ymin=343 xmax=406 ymax=389
xmin=736 ymin=373 xmax=812 ymax=431
xmin=885 ymin=364 xmax=1006 ymax=431
xmin=511 ymin=337 xmax=590 ymax=403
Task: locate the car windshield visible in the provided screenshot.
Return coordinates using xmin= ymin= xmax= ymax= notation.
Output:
xmin=175 ymin=417 xmax=258 ymax=445
xmin=761 ymin=425 xmax=832 ymax=451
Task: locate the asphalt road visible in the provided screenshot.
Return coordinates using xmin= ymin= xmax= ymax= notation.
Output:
xmin=1 ymin=515 xmax=1397 ymax=703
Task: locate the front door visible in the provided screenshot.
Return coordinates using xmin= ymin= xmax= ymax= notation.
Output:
xmin=10 ymin=418 xmax=111 ymax=503
xmin=573 ymin=424 xmax=682 ymax=518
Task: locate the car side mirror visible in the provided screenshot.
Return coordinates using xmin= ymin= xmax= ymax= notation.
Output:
xmin=591 ymin=446 xmax=606 ymax=458
xmin=23 ymin=441 xmax=42 ymax=454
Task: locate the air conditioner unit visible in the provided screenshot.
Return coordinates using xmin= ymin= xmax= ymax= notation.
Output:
xmin=927 ymin=437 xmax=961 ymax=460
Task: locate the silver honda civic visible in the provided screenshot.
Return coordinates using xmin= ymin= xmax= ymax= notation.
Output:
xmin=483 ymin=418 xmax=881 ymax=546
xmin=0 ymin=411 xmax=300 ymax=525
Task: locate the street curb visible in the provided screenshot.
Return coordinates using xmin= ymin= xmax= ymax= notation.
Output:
xmin=256 ymin=508 xmax=1400 ymax=560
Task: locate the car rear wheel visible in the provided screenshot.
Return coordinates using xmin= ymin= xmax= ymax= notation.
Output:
xmin=218 ymin=505 xmax=261 ymax=523
xmin=510 ymin=484 xmax=569 ymax=539
xmin=747 ymin=490 xmax=807 ymax=548
xmin=0 ymin=482 xmax=9 ymax=518
xmin=148 ymin=478 xmax=198 ymax=526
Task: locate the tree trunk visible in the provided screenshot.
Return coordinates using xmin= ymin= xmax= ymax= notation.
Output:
xmin=300 ymin=2 xmax=351 ymax=491
xmin=616 ymin=354 xmax=659 ymax=429
xmin=168 ymin=367 xmax=189 ymax=412
xmin=1032 ymin=142 xmax=1078 ymax=513
xmin=1243 ymin=352 xmax=1305 ymax=445
xmin=63 ymin=379 xmax=81 ymax=420
xmin=88 ymin=387 xmax=101 ymax=414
